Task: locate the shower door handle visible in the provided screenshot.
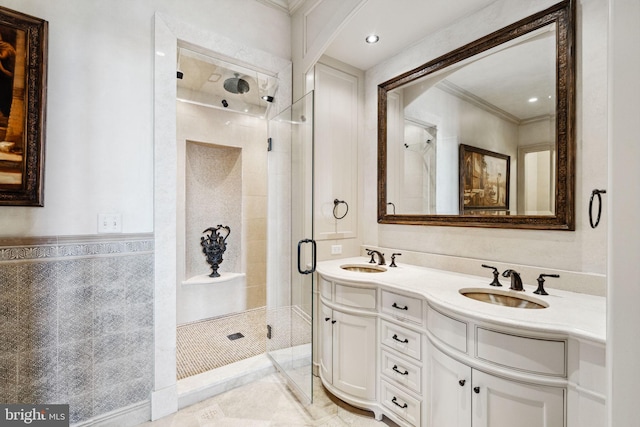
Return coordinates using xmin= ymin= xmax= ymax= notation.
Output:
xmin=297 ymin=238 xmax=317 ymax=275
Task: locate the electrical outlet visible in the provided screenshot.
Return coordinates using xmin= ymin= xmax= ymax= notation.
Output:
xmin=98 ymin=213 xmax=122 ymax=233
xmin=331 ymin=245 xmax=342 ymax=255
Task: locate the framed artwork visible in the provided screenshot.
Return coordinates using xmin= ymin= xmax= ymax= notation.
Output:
xmin=0 ymin=6 xmax=47 ymax=206
xmin=460 ymin=144 xmax=510 ymax=212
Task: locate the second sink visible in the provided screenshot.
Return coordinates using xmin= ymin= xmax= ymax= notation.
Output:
xmin=340 ymin=264 xmax=387 ymax=273
xmin=459 ymin=288 xmax=548 ymax=309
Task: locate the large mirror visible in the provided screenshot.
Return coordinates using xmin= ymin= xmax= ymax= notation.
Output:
xmin=378 ymin=0 xmax=575 ymax=230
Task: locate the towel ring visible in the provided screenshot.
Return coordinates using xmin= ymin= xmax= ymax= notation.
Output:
xmin=589 ymin=189 xmax=606 ymax=228
xmin=333 ymin=199 xmax=349 ymax=220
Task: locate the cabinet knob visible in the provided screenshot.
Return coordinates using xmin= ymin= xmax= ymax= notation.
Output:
xmin=331 ymin=320 xmax=336 ymax=324
xmin=324 ymin=317 xmax=330 ymax=322
xmin=473 ymin=386 xmax=480 ymax=394
xmin=458 ymin=379 xmax=466 ymax=386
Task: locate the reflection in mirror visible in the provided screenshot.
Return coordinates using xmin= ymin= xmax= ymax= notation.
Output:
xmin=519 ymin=143 xmax=556 ymax=215
xmin=387 ymin=116 xmax=438 ymax=215
xmin=378 ymin=0 xmax=575 ymax=229
xmin=387 ymin=24 xmax=556 ymax=216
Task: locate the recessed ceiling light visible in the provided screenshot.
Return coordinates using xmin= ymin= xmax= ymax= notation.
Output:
xmin=365 ymin=34 xmax=380 ymax=44
xmin=528 ymin=97 xmax=539 ymax=103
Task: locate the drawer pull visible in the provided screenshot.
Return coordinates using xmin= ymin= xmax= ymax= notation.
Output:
xmin=474 ymin=386 xmax=480 ymax=394
xmin=392 ymin=302 xmax=408 ymax=310
xmin=458 ymin=379 xmax=466 ymax=386
xmin=392 ymin=365 xmax=409 ymax=376
xmin=391 ymin=396 xmax=408 ymax=409
xmin=392 ymin=334 xmax=409 ymax=344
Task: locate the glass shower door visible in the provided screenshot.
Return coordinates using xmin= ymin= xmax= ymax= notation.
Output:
xmin=266 ymin=92 xmax=314 ymax=403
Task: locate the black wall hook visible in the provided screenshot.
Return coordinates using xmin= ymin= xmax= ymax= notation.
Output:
xmin=589 ymin=189 xmax=606 ymax=228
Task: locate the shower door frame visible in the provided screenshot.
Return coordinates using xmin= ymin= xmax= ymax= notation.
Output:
xmin=266 ymin=91 xmax=315 ymax=404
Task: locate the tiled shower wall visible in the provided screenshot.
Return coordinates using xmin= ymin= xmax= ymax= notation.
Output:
xmin=0 ymin=234 xmax=154 ymax=425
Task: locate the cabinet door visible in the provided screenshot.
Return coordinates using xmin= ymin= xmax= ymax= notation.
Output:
xmin=319 ymin=303 xmax=334 ymax=383
xmin=426 ymin=344 xmax=471 ymax=427
xmin=332 ymin=311 xmax=376 ymax=400
xmin=472 ymin=370 xmax=565 ymax=427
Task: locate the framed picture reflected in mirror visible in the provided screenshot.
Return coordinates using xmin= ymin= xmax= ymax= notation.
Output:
xmin=460 ymin=144 xmax=510 ymax=213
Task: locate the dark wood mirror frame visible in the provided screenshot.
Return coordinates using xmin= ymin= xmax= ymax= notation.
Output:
xmin=378 ymin=0 xmax=575 ymax=230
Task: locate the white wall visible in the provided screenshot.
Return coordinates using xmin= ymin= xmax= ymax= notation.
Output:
xmin=0 ymin=0 xmax=290 ymax=237
xmin=607 ymin=0 xmax=640 ymax=424
xmin=363 ymin=0 xmax=609 ymax=277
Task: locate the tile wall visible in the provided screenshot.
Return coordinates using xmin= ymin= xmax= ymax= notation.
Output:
xmin=0 ymin=234 xmax=154 ymax=424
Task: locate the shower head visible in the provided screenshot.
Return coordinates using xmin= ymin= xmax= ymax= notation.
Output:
xmin=223 ymin=73 xmax=250 ymax=94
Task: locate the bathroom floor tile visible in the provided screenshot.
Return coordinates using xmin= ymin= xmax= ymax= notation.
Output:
xmin=139 ymin=373 xmax=399 ymax=427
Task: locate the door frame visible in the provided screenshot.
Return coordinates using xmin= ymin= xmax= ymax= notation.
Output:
xmin=152 ymin=13 xmax=292 ymax=420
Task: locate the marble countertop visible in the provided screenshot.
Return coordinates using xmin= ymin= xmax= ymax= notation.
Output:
xmin=317 ymin=257 xmax=606 ymax=344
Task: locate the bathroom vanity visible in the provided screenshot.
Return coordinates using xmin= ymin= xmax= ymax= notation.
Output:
xmin=316 ymin=258 xmax=606 ymax=427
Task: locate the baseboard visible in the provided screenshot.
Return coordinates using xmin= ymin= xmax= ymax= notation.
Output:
xmin=72 ymin=401 xmax=150 ymax=427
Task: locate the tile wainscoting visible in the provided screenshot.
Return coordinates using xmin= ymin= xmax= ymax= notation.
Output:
xmin=0 ymin=234 xmax=154 ymax=425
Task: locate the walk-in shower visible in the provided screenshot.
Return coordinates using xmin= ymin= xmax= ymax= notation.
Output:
xmin=174 ymin=48 xmax=314 ymax=406
xmin=175 ymin=47 xmax=279 ymax=378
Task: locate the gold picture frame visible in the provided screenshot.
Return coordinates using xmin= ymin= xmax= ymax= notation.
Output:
xmin=0 ymin=6 xmax=47 ymax=206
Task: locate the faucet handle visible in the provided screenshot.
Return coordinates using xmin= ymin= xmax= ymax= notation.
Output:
xmin=481 ymin=264 xmax=502 ymax=287
xmin=366 ymin=249 xmax=376 ymax=264
xmin=534 ymin=274 xmax=560 ymax=295
xmin=390 ymin=253 xmax=402 ymax=267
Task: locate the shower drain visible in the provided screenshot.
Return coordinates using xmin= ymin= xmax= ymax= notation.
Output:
xmin=227 ymin=332 xmax=244 ymax=341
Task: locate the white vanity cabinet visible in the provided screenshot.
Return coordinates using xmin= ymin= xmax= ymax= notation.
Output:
xmin=426 ymin=304 xmax=567 ymax=427
xmin=315 ymin=259 xmax=606 ymax=427
xmin=427 ymin=343 xmax=565 ymax=427
xmin=318 ymin=277 xmax=378 ymax=406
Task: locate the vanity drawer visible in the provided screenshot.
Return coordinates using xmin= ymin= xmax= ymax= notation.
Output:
xmin=476 ymin=327 xmax=566 ymax=377
xmin=381 ymin=320 xmax=422 ymax=361
xmin=381 ymin=290 xmax=424 ymax=325
xmin=381 ymin=380 xmax=421 ymax=426
xmin=427 ymin=305 xmax=467 ymax=353
xmin=335 ymin=282 xmax=376 ymax=309
xmin=381 ymin=350 xmax=422 ymax=395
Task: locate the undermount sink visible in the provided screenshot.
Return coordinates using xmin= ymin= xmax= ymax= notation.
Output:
xmin=340 ymin=264 xmax=387 ymax=273
xmin=459 ymin=288 xmax=548 ymax=309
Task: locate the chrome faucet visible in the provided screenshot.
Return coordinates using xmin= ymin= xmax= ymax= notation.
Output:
xmin=502 ymin=269 xmax=524 ymax=291
xmin=366 ymin=249 xmax=386 ymax=266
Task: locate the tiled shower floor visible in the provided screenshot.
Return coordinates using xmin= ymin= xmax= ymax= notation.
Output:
xmin=176 ymin=308 xmax=267 ymax=379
